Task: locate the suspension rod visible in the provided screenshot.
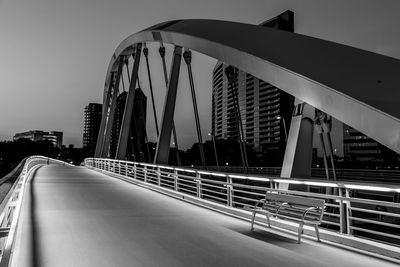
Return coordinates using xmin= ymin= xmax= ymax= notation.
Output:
xmin=95 ymin=72 xmax=115 ymax=157
xmin=228 ymin=81 xmax=248 ymax=168
xmin=143 ymin=46 xmax=160 ymax=136
xmin=225 ymin=66 xmax=249 ymax=168
xmin=326 ymin=132 xmax=337 ymax=181
xmin=121 ymin=71 xmax=126 ymax=92
xmin=159 ymin=44 xmax=181 ymax=166
xmin=101 ymin=57 xmax=124 ymax=158
xmin=125 ymin=56 xmax=131 ymax=83
xmin=319 ymin=133 xmax=330 ymax=181
xmin=183 ymin=50 xmax=206 ymax=166
xmin=144 ymin=125 xmax=152 ymax=163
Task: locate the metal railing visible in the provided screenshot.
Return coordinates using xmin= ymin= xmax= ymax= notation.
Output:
xmin=198 ymin=166 xmax=400 ymax=184
xmin=0 ymin=156 xmax=71 ymax=266
xmin=85 ymin=158 xmax=400 ymax=247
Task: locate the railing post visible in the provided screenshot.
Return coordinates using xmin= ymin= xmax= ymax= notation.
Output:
xmin=227 ymin=175 xmax=233 ymax=207
xmin=345 ymin=188 xmax=353 ymax=235
xmin=125 ymin=162 xmax=128 ymax=176
xmin=174 ymin=169 xmax=178 ymax=191
xmin=144 ymin=165 xmax=147 ymax=183
xmin=133 ymin=163 xmax=137 ymax=179
xmin=196 ymin=173 xmax=201 ymax=198
xmin=338 ymin=188 xmax=347 ymax=234
xmin=118 ymin=161 xmax=121 ymax=175
xmin=157 ymin=167 xmax=161 ymax=186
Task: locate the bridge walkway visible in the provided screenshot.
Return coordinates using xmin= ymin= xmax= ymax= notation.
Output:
xmin=11 ymin=165 xmax=397 ymax=267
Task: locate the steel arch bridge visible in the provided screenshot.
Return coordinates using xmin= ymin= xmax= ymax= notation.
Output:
xmin=95 ymin=19 xmax=400 ymax=178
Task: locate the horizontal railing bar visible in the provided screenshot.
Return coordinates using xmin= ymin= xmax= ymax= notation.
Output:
xmin=349 ymin=207 xmax=400 ymax=218
xmin=321 ymin=220 xmax=341 ymax=227
xmin=349 ymin=216 xmax=400 ymax=229
xmin=323 ymin=212 xmax=341 ymax=218
xmin=200 ymin=188 xmax=227 ymax=197
xmin=232 ymin=195 xmax=259 ymax=203
xmin=177 ymin=187 xmax=196 ymax=195
xmin=350 ymin=226 xmax=400 ymax=240
xmin=201 ymin=193 xmax=228 ymax=203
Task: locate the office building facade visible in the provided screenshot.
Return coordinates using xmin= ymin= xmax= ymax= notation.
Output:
xmin=110 ymin=92 xmax=127 ymax=158
xmin=14 ymin=130 xmax=63 ymax=148
xmin=211 ymin=10 xmax=295 ymax=164
xmin=343 ymin=124 xmax=399 ymax=167
xmin=108 ymin=89 xmax=147 ymax=161
xmin=83 ymin=103 xmax=102 ymax=156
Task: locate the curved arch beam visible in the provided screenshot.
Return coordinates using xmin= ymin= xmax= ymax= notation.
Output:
xmin=100 ymin=19 xmax=400 ymax=154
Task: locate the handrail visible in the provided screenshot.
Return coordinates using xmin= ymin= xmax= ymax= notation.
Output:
xmin=0 ymin=156 xmax=72 ymax=266
xmin=85 ymin=158 xmax=400 ymax=192
xmin=85 ymin=158 xmax=400 ymax=247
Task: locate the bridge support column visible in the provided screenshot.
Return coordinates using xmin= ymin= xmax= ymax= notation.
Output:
xmin=183 ymin=50 xmax=206 ymax=166
xmin=280 ymin=99 xmax=315 ymax=190
xmin=154 ymin=46 xmax=183 ymax=165
xmin=100 ymin=57 xmax=124 ymax=158
xmin=159 ymin=44 xmax=181 ymax=166
xmin=95 ymin=73 xmax=115 ymax=157
xmin=116 ymin=44 xmax=142 ymax=160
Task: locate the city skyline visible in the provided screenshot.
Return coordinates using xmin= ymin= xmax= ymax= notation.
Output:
xmin=1 ymin=0 xmax=400 ymax=149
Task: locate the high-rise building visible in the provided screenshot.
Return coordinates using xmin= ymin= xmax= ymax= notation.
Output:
xmin=14 ymin=130 xmax=63 ymax=148
xmin=343 ymin=124 xmax=399 ymax=167
xmin=130 ymin=88 xmax=147 ymax=161
xmin=110 ymin=92 xmax=127 ymax=158
xmin=83 ymin=103 xmax=102 ymax=156
xmin=108 ymin=89 xmax=148 ymax=161
xmin=211 ymin=10 xmax=295 ymax=165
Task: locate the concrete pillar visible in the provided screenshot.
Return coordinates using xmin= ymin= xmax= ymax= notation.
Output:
xmin=280 ymin=99 xmax=315 ymax=190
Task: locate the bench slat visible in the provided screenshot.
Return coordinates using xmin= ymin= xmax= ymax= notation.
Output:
xmin=264 ymin=192 xmax=325 ymax=208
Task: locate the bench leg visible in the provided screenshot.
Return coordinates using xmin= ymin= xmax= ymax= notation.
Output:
xmin=315 ymin=225 xmax=321 ymax=242
xmin=266 ymin=213 xmax=271 ymax=228
xmin=298 ymin=222 xmax=304 ymax=244
xmin=250 ymin=210 xmax=256 ymax=231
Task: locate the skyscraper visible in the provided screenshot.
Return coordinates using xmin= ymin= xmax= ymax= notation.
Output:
xmin=343 ymin=124 xmax=399 ymax=168
xmin=110 ymin=92 xmax=127 ymax=158
xmin=83 ymin=103 xmax=102 ymax=156
xmin=108 ymin=89 xmax=148 ymax=161
xmin=211 ymin=10 xmax=295 ymax=165
xmin=130 ymin=88 xmax=147 ymax=162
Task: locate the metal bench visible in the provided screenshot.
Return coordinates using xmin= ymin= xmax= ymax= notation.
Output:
xmin=250 ymin=192 xmax=325 ymax=243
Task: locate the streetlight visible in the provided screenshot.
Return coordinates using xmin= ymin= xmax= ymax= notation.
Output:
xmin=276 ymin=115 xmax=287 ymax=141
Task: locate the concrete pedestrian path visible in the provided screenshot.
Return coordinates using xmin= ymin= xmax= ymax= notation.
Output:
xmin=11 ymin=165 xmax=398 ymax=267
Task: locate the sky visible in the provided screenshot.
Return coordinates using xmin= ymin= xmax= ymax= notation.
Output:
xmin=1 ymin=0 xmax=400 ymax=153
